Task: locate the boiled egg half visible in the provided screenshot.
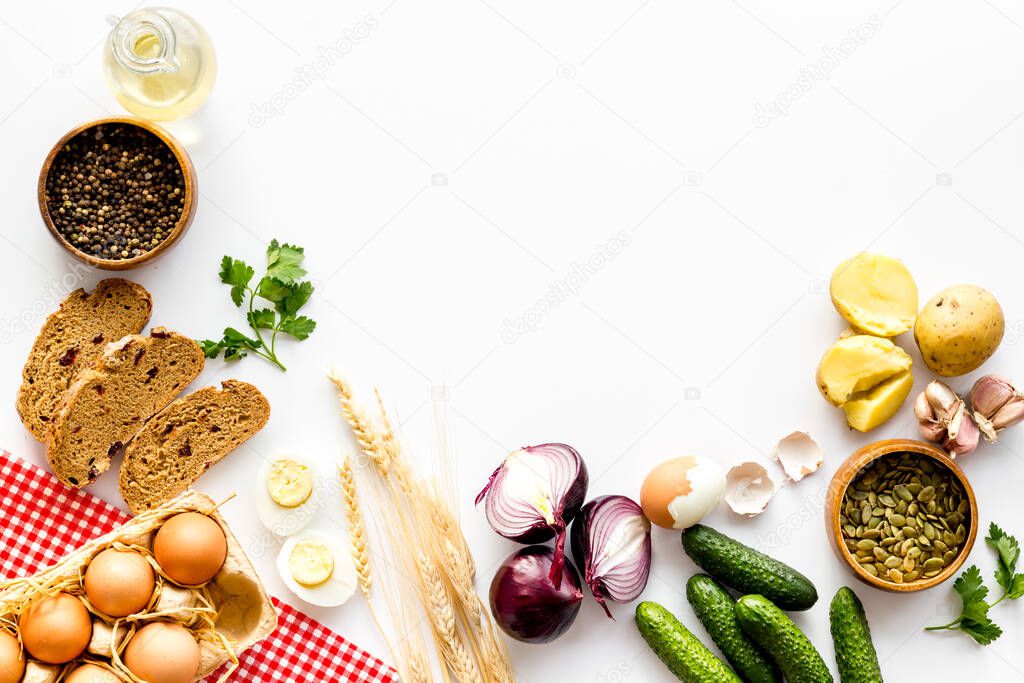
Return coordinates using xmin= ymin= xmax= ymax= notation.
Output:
xmin=276 ymin=529 xmax=356 ymax=607
xmin=257 ymin=453 xmax=320 ymax=537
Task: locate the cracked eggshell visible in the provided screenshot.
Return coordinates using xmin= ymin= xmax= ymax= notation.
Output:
xmin=773 ymin=432 xmax=823 ymax=482
xmin=724 ymin=462 xmax=776 ymax=516
xmin=640 ymin=456 xmax=726 ymax=530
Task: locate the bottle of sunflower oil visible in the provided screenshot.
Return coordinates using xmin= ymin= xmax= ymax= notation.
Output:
xmin=103 ymin=8 xmax=217 ymax=121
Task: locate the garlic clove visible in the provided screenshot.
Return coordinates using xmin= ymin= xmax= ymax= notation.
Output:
xmin=914 ymin=391 xmax=935 ymax=422
xmin=969 ymin=375 xmax=1016 ymax=417
xmin=919 ymin=420 xmax=947 ymax=442
xmin=944 ymin=410 xmax=980 ymax=458
xmin=991 ymin=399 xmax=1024 ymax=432
xmin=925 ymin=380 xmax=960 ymax=422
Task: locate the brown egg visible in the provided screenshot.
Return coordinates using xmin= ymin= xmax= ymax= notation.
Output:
xmin=85 ymin=548 xmax=155 ymax=617
xmin=0 ymin=630 xmax=25 ymax=683
xmin=19 ymin=593 xmax=92 ymax=664
xmin=154 ymin=512 xmax=228 ymax=585
xmin=66 ymin=663 xmax=123 ymax=683
xmin=639 ymin=456 xmax=726 ymax=529
xmin=124 ymin=622 xmax=200 ymax=683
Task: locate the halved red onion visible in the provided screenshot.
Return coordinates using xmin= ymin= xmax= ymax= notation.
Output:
xmin=489 ymin=545 xmax=583 ymax=644
xmin=476 ymin=443 xmax=588 ymax=586
xmin=570 ymin=495 xmax=651 ymax=618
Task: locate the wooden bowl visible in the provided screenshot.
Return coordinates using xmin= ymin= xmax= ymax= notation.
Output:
xmin=38 ymin=116 xmax=197 ymax=270
xmin=825 ymin=438 xmax=978 ymax=593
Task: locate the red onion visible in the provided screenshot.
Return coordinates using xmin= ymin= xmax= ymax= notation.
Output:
xmin=570 ymin=495 xmax=651 ymax=618
xmin=476 ymin=443 xmax=588 ymax=586
xmin=489 ymin=545 xmax=583 ymax=644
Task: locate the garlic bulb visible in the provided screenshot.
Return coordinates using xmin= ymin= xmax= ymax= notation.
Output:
xmin=969 ymin=375 xmax=1024 ymax=442
xmin=913 ymin=380 xmax=980 ymax=458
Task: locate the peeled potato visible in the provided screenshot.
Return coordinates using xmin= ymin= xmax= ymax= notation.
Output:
xmin=816 ymin=335 xmax=912 ymax=406
xmin=842 ymin=370 xmax=914 ymax=432
xmin=914 ymin=284 xmax=1004 ymax=377
xmin=830 ymin=253 xmax=918 ymax=337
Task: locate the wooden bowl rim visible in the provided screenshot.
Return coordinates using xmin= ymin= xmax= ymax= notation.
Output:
xmin=826 ymin=438 xmax=979 ymax=593
xmin=37 ymin=116 xmax=197 ymax=271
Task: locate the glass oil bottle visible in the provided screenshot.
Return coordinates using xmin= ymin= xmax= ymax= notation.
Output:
xmin=103 ymin=8 xmax=217 ymax=121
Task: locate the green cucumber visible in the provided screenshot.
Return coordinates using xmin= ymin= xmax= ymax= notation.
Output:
xmin=686 ymin=574 xmax=782 ymax=683
xmin=681 ymin=524 xmax=818 ymax=610
xmin=735 ymin=594 xmax=834 ymax=683
xmin=829 ymin=587 xmax=883 ymax=683
xmin=635 ymin=601 xmax=741 ymax=682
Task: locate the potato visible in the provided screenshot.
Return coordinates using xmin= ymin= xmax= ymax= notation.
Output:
xmin=816 ymin=335 xmax=914 ymax=431
xmin=914 ymin=284 xmax=1004 ymax=376
xmin=830 ymin=253 xmax=918 ymax=337
xmin=842 ymin=369 xmax=914 ymax=432
xmin=816 ymin=335 xmax=912 ymax=405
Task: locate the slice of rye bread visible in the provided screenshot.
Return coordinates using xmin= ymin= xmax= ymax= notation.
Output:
xmin=119 ymin=380 xmax=270 ymax=513
xmin=17 ymin=279 xmax=153 ymax=440
xmin=45 ymin=328 xmax=205 ymax=487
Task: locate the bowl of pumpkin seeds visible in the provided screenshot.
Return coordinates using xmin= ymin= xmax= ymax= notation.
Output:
xmin=826 ymin=439 xmax=978 ymax=592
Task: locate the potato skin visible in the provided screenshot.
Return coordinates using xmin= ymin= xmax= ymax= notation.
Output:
xmin=914 ymin=284 xmax=1004 ymax=377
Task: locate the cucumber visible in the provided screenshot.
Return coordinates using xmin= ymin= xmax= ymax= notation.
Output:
xmin=734 ymin=594 xmax=834 ymax=683
xmin=635 ymin=601 xmax=741 ymax=683
xmin=686 ymin=574 xmax=782 ymax=683
xmin=829 ymin=587 xmax=883 ymax=683
xmin=681 ymin=524 xmax=818 ymax=610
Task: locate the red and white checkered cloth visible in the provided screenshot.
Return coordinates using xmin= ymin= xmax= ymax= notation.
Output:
xmin=0 ymin=450 xmax=399 ymax=683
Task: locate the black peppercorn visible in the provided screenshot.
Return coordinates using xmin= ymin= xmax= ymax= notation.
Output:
xmin=45 ymin=123 xmax=185 ymax=260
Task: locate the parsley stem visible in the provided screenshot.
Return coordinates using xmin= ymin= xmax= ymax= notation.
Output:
xmin=925 ymin=619 xmax=963 ymax=630
xmin=247 ymin=288 xmax=286 ymax=371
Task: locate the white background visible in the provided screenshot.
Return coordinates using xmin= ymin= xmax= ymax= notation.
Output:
xmin=3 ymin=1 xmax=1024 ymax=681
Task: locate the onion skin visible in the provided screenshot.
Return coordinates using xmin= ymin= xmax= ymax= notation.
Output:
xmin=476 ymin=443 xmax=589 ymax=587
xmin=489 ymin=545 xmax=584 ymax=644
xmin=570 ymin=495 xmax=651 ymax=619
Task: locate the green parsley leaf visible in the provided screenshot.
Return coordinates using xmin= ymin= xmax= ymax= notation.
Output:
xmin=248 ymin=308 xmax=277 ymax=330
xmin=955 ymin=565 xmax=989 ymax=611
xmin=257 ymin=276 xmax=292 ymax=303
xmin=278 ymin=280 xmax=313 ymax=317
xmin=1008 ymin=574 xmax=1024 ymax=600
xmin=962 ymin=618 xmax=1003 ymax=645
xmin=266 ymin=241 xmax=307 ymax=284
xmin=223 ymin=327 xmax=262 ymax=348
xmin=219 ymin=256 xmax=255 ymax=307
xmin=987 ymin=523 xmax=1020 ymax=592
xmin=279 ymin=315 xmax=316 ymax=340
xmin=958 ymin=618 xmax=999 ymax=647
xmin=222 ymin=345 xmax=248 ymax=361
xmin=199 ymin=339 xmax=223 ymax=358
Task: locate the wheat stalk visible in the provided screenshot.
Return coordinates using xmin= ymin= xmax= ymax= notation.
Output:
xmin=416 ymin=552 xmax=482 ymax=683
xmin=329 ymin=371 xmax=514 ymax=683
xmin=328 ymin=370 xmax=389 ymax=472
xmin=339 ymin=457 xmax=372 ymax=597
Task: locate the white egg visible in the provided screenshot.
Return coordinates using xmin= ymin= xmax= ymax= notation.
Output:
xmin=256 ymin=453 xmax=322 ymax=537
xmin=276 ymin=530 xmax=357 ymax=607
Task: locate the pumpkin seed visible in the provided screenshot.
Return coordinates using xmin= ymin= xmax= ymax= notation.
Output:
xmin=839 ymin=451 xmax=970 ymax=585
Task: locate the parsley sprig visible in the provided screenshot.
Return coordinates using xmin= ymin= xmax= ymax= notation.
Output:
xmin=925 ymin=523 xmax=1024 ymax=644
xmin=199 ymin=240 xmax=316 ymax=371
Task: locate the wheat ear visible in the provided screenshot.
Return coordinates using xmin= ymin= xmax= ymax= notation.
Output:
xmin=328 ymin=370 xmax=389 ymax=473
xmin=416 ymin=552 xmax=482 ymax=683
